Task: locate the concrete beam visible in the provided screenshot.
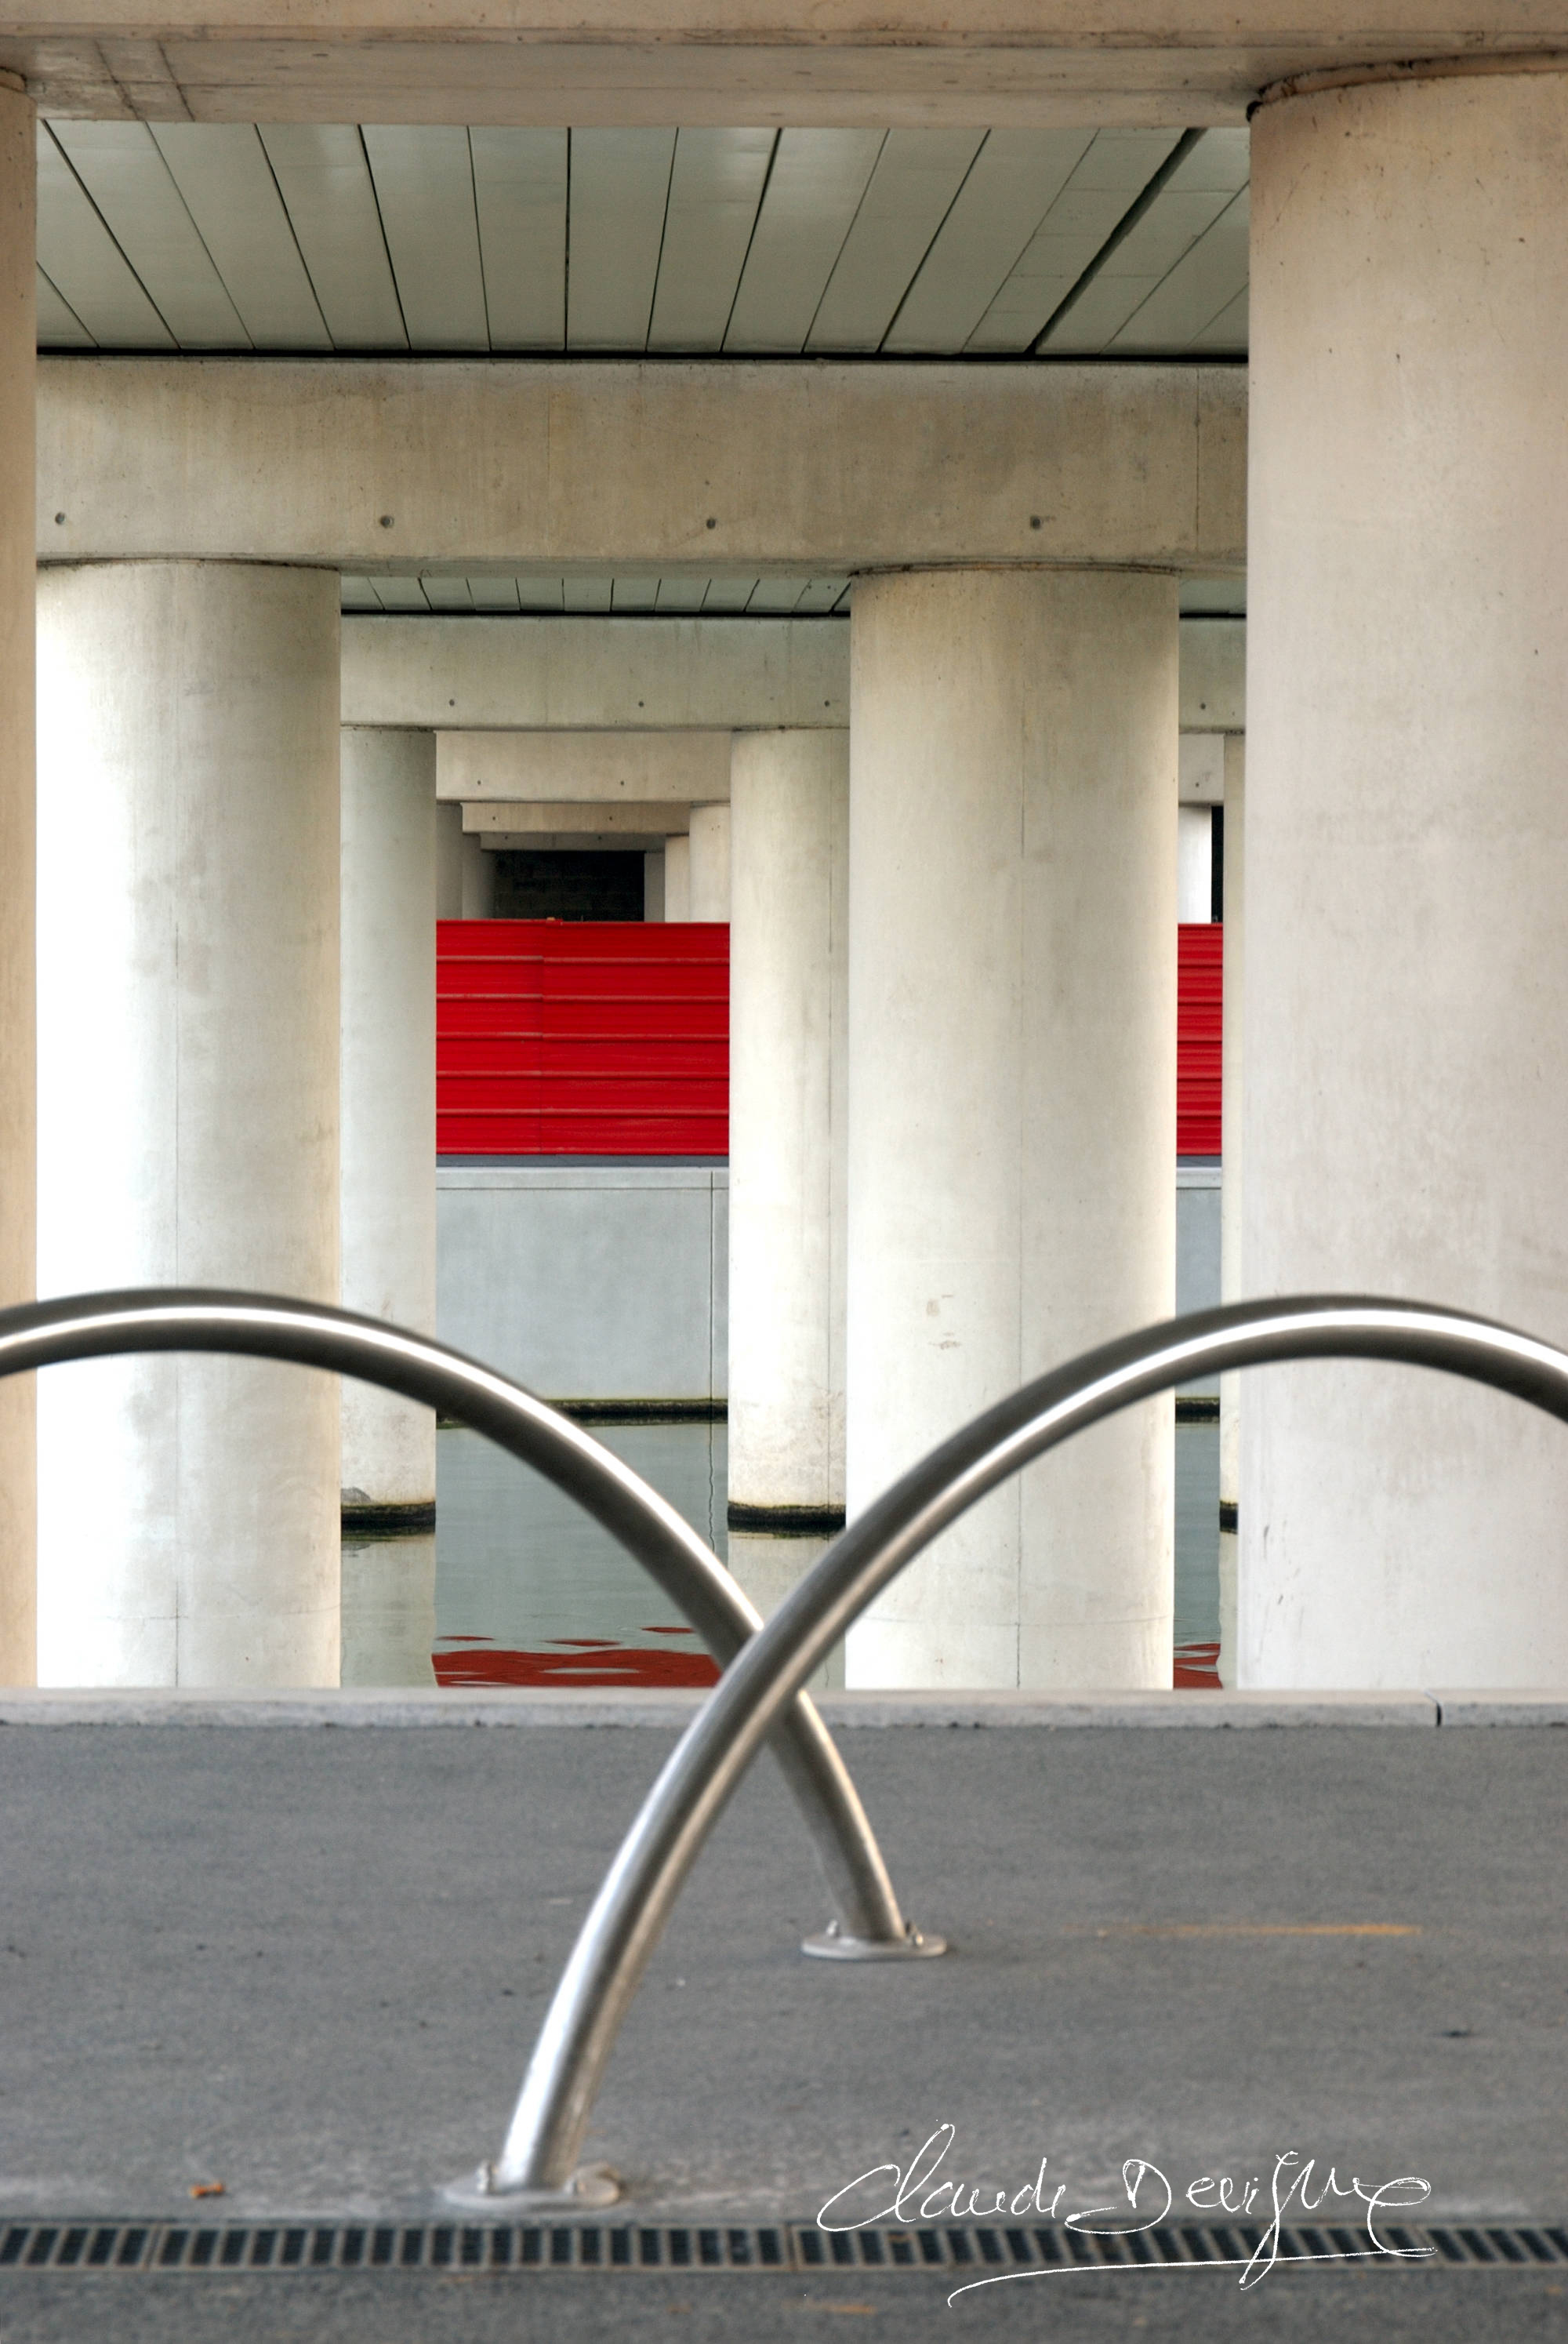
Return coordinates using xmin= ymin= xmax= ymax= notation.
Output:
xmin=437 ymin=729 xmax=728 ymax=803
xmin=3 ymin=10 xmax=1554 ymax=131
xmin=462 ymin=799 xmax=690 ymax=841
xmin=348 ymin=617 xmax=846 ymax=732
xmin=38 ymin=358 xmax=1246 ymax=573
xmin=348 ymin=614 xmax=1238 ymax=733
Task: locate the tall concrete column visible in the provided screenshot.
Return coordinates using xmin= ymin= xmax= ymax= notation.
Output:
xmin=845 ymin=569 xmax=1177 ymax=1688
xmin=1243 ymin=66 xmax=1568 ymax=1688
xmin=688 ymin=801 xmax=731 ymax=922
xmin=1217 ymin=736 xmax=1243 ymax=1686
xmin=0 ymin=76 xmax=34 ymax=1684
xmin=664 ymin=835 xmax=691 ymax=921
xmin=728 ymin=729 xmax=849 ymax=1528
xmin=36 ymin=563 xmax=340 ymax=1685
xmin=340 ymin=727 xmax=437 ymax=1524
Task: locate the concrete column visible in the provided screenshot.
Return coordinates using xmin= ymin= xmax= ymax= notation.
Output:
xmin=1243 ymin=66 xmax=1568 ymax=1687
xmin=688 ymin=802 xmax=731 ymax=922
xmin=436 ymin=801 xmax=464 ymax=918
xmin=664 ymin=835 xmax=691 ymax=922
xmin=1177 ymin=805 xmax=1213 ymax=923
xmin=35 ymin=562 xmax=340 ymax=1685
xmin=728 ymin=730 xmax=849 ymax=1519
xmin=1217 ymin=736 xmax=1243 ymax=1686
xmin=643 ymin=848 xmax=666 ymax=921
xmin=0 ymin=76 xmax=34 ymax=1684
xmin=340 ymin=727 xmax=437 ymax=1525
xmin=845 ymin=569 xmax=1177 ymax=1688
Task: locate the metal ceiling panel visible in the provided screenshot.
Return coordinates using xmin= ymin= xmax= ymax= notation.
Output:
xmin=702 ymin=576 xmax=761 ymax=612
xmin=724 ymin=129 xmax=884 ymax=354
xmin=793 ymin=576 xmax=850 ymax=613
xmin=49 ymin=121 xmax=249 ymax=348
xmin=258 ymin=125 xmax=407 ymax=349
xmin=1111 ymin=187 xmax=1250 ymax=352
xmin=563 ymin=577 xmax=615 ymax=612
xmin=1189 ymin=283 xmax=1248 ymax=354
xmin=567 ymin=129 xmax=677 ymax=351
xmin=806 ymin=129 xmax=983 ymax=353
xmin=1042 ymin=129 xmax=1244 ymax=353
xmin=746 ymin=576 xmax=811 ymax=612
xmin=655 ymin=578 xmax=709 ymax=613
xmin=470 ymin=129 xmax=567 ymax=350
xmin=373 ymin=577 xmax=431 ymax=612
xmin=420 ymin=576 xmax=475 ymax=611
xmin=648 ymin=128 xmax=775 ymax=352
xmin=881 ymin=129 xmax=1092 ymax=354
xmin=35 ymin=128 xmax=175 ymax=347
xmin=339 ymin=575 xmax=382 ymax=610
xmin=612 ymin=576 xmax=662 ymax=611
xmin=970 ymin=128 xmax=1181 ymax=353
xmin=516 ymin=579 xmax=565 ymax=612
xmin=363 ymin=126 xmax=488 ymax=351
xmin=149 ymin=124 xmax=329 ymax=350
xmin=36 ymin=267 xmax=93 ymax=347
xmin=466 ymin=576 xmax=523 ymax=611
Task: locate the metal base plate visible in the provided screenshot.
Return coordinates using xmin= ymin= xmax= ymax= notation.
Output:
xmin=801 ymin=1921 xmax=948 ymax=1962
xmin=442 ymin=2160 xmax=621 ymax=2212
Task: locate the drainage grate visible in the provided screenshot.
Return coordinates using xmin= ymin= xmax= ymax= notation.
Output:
xmin=2 ymin=2219 xmax=1564 ymax=2276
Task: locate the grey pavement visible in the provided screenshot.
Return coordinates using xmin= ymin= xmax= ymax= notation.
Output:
xmin=0 ymin=1704 xmax=1563 ymax=2340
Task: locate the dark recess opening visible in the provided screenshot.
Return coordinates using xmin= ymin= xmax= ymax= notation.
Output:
xmin=492 ymin=851 xmax=646 ymax=921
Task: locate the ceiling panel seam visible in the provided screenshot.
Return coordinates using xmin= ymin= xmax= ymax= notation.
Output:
xmin=359 ymin=124 xmax=412 ymax=351
xmin=715 ymin=127 xmax=781 ymax=353
xmin=1031 ymin=126 xmax=1203 ymax=354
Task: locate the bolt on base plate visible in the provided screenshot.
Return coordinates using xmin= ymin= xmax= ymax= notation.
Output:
xmin=801 ymin=1919 xmax=948 ymax=1961
xmin=442 ymin=2160 xmax=620 ymax=2212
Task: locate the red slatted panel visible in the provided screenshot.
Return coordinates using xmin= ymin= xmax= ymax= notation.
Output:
xmin=440 ymin=920 xmax=1220 ymax=1161
xmin=1177 ymin=923 xmax=1223 ymax=1157
xmin=437 ymin=919 xmax=728 ymax=1156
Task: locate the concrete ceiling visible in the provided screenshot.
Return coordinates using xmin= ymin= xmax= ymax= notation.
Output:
xmin=36 ymin=120 xmax=1248 ymax=358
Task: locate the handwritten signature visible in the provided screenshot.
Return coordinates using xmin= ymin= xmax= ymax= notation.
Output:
xmin=818 ymin=2124 xmax=1434 ymax=2301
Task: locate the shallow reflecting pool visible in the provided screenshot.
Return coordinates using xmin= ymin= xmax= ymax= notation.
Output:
xmin=342 ymin=1419 xmax=1221 ymax=1691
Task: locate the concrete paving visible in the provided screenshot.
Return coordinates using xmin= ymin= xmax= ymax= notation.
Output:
xmin=0 ymin=1702 xmax=1563 ymax=2340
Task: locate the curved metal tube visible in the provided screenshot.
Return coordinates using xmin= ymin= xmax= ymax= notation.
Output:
xmin=0 ymin=1288 xmax=909 ymax=1953
xmin=499 ymin=1293 xmax=1568 ymax=2190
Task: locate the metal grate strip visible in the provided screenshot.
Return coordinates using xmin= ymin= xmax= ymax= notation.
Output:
xmin=0 ymin=2219 xmax=1563 ymax=2274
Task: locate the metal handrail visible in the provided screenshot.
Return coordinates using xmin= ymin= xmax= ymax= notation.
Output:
xmin=0 ymin=1288 xmax=915 ymax=1972
xmin=492 ymin=1293 xmax=1568 ymax=2197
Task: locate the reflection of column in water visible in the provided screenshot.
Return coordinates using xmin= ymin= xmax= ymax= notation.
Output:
xmin=725 ymin=1530 xmax=844 ymax=1691
xmin=341 ymin=1534 xmax=437 ymax=1686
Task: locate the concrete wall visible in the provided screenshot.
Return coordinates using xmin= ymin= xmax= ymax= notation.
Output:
xmin=437 ymin=1164 xmax=728 ymax=1405
xmin=437 ymin=1164 xmax=1212 ymax=1413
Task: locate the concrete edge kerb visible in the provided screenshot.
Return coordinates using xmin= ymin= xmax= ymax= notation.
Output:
xmin=1 ymin=1688 xmax=1563 ymax=1728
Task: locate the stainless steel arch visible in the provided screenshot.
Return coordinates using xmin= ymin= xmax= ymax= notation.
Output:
xmin=495 ymin=1293 xmax=1568 ymax=2197
xmin=0 ymin=1288 xmax=916 ymax=1988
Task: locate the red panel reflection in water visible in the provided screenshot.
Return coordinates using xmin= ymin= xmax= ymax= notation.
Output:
xmin=1174 ymin=1641 xmax=1221 ymax=1690
xmin=434 ymin=1635 xmax=720 ymax=1688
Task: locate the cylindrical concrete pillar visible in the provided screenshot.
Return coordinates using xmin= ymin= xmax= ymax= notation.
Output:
xmin=1243 ymin=66 xmax=1568 ymax=1687
xmin=340 ymin=727 xmax=437 ymax=1525
xmin=664 ymin=834 xmax=692 ymax=921
xmin=36 ymin=562 xmax=341 ymax=1685
xmin=728 ymin=730 xmax=849 ymax=1519
xmin=688 ymin=802 xmax=731 ymax=922
xmin=0 ymin=75 xmax=34 ymax=1684
xmin=845 ymin=569 xmax=1178 ymax=1687
xmin=1217 ymin=736 xmax=1243 ymax=1686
